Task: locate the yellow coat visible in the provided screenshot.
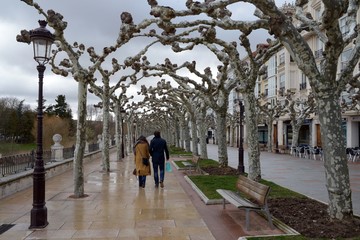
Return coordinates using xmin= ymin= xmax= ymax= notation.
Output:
xmin=134 ymin=141 xmax=151 ymax=176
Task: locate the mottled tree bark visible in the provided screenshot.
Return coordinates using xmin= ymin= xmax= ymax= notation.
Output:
xmin=216 ymin=110 xmax=229 ymax=167
xmin=73 ymin=81 xmax=87 ymax=197
xmin=243 ymin=92 xmax=261 ymax=181
xmin=317 ymin=96 xmax=352 ymax=219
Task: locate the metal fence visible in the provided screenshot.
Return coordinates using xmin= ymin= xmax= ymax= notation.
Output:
xmin=0 ymin=144 xmax=99 ymax=177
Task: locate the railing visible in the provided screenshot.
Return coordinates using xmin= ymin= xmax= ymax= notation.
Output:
xmin=1 ymin=144 xmax=99 ymax=177
xmin=1 ymin=151 xmax=35 ymax=177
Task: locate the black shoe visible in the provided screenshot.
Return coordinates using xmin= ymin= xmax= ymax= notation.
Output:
xmin=155 ymin=184 xmax=159 ymax=188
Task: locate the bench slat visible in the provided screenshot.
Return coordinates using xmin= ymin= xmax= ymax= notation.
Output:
xmin=216 ymin=189 xmax=260 ymax=209
xmin=236 ymin=175 xmax=270 ymax=205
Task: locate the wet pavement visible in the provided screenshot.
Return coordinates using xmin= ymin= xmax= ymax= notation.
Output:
xmin=206 ymin=144 xmax=360 ymax=215
xmin=1 ymin=144 xmax=357 ymax=239
xmin=0 ymin=150 xmax=284 ymax=240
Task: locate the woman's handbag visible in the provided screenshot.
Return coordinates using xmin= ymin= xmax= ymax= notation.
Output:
xmin=166 ymin=161 xmax=172 ymax=172
xmin=142 ymin=158 xmax=149 ymax=166
xmin=132 ymin=168 xmax=137 ymax=175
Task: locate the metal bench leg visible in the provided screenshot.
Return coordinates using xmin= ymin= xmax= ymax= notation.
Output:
xmin=264 ymin=206 xmax=274 ymax=229
xmin=245 ymin=209 xmax=250 ymax=231
xmin=222 ymin=198 xmax=226 ymax=209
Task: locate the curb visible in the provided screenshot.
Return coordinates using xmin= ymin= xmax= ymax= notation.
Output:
xmin=184 ymin=174 xmax=300 ymax=238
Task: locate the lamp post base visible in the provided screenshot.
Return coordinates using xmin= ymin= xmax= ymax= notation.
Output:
xmin=29 ymin=207 xmax=48 ymax=229
xmin=237 ymin=165 xmax=245 ymax=174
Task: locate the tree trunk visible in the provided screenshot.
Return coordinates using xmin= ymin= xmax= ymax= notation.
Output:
xmin=101 ymin=89 xmax=110 ymax=172
xmin=267 ymin=118 xmax=273 ymax=152
xmin=317 ymin=97 xmax=353 ymax=219
xmin=184 ymin=118 xmax=191 ymax=152
xmin=114 ymin=103 xmax=122 ymax=161
xmin=216 ymin=111 xmax=228 ymax=167
xmin=291 ymin=123 xmax=301 ymax=148
xmin=190 ymin=114 xmax=199 ymax=156
xmin=244 ymin=93 xmax=261 ymax=181
xmin=197 ymin=107 xmax=208 ymax=159
xmin=73 ymin=81 xmax=87 ymax=198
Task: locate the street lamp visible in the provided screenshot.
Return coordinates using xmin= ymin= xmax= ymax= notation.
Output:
xmin=120 ymin=109 xmax=126 ymax=158
xmin=29 ymin=20 xmax=54 ymax=229
xmin=235 ymin=98 xmax=245 ymax=174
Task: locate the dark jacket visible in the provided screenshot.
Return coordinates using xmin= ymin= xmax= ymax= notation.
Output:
xmin=149 ymin=136 xmax=169 ymax=163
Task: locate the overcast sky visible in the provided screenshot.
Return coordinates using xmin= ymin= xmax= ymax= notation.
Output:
xmin=0 ymin=0 xmax=288 ymax=118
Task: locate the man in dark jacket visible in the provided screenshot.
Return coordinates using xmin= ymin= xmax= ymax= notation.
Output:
xmin=149 ymin=131 xmax=169 ymax=188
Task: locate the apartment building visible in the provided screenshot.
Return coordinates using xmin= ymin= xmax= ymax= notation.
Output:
xmin=253 ymin=1 xmax=360 ymax=149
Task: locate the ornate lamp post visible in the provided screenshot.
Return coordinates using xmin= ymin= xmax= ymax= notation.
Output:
xmin=234 ymin=98 xmax=245 ymax=174
xmin=29 ymin=20 xmax=54 ymax=229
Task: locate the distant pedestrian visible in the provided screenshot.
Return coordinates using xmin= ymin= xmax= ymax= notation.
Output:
xmin=133 ymin=135 xmax=151 ymax=188
xmin=149 ymin=131 xmax=170 ymax=188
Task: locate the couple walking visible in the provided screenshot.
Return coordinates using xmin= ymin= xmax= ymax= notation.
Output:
xmin=133 ymin=131 xmax=170 ymax=188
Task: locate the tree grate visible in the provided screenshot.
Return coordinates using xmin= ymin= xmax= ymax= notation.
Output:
xmin=0 ymin=224 xmax=15 ymax=234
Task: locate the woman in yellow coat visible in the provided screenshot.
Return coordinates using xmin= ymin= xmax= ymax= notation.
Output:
xmin=134 ymin=135 xmax=151 ymax=188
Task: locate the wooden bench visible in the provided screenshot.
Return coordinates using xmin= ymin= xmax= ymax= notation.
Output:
xmin=216 ymin=175 xmax=274 ymax=231
xmin=182 ymin=155 xmax=200 ymax=174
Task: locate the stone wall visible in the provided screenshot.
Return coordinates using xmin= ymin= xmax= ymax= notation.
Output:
xmin=0 ymin=150 xmax=102 ymax=199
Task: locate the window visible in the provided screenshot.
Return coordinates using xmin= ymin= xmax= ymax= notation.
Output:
xmin=279 ymin=52 xmax=285 ymax=65
xmin=279 ymin=74 xmax=285 ymax=95
xmin=268 ymin=56 xmax=277 ymax=77
xmin=264 ymin=84 xmax=268 ymax=97
xmin=300 ymin=73 xmax=307 ymax=90
xmin=268 ymin=76 xmax=276 ymax=97
xmin=314 ymin=6 xmax=322 ymax=21
xmin=339 ymin=16 xmax=350 ymax=36
xmin=314 ymin=37 xmax=324 ymax=59
xmin=341 ymin=48 xmax=352 ymax=70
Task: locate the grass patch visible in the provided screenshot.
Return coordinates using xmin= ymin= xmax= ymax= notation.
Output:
xmin=189 ymin=175 xmax=238 ymax=199
xmin=189 ymin=175 xmax=305 ymax=200
xmin=173 ymin=157 xmax=220 ymax=169
xmin=0 ymin=142 xmax=36 ymax=156
xmin=187 ymin=158 xmax=306 ymax=200
xmin=169 ymin=146 xmax=192 ymax=155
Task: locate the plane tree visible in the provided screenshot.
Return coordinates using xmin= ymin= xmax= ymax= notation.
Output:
xmin=285 ymin=91 xmax=316 ymax=149
xmin=146 ymin=0 xmax=360 ymax=220
xmin=143 ymin=79 xmax=210 ymax=158
xmin=17 ymin=1 xmax=160 ymax=198
xmin=138 ymin=84 xmax=192 ymax=151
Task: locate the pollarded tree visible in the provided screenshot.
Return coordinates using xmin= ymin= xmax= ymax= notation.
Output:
xmin=145 ymin=58 xmax=236 ymax=167
xmin=285 ymin=91 xmax=316 ymax=149
xmin=148 ymin=0 xmax=359 ymax=221
xmin=257 ymin=99 xmax=288 ymax=153
xmin=145 ymin=3 xmax=282 ymax=179
xmin=17 ymin=1 xmax=160 ymax=198
xmin=144 ymin=79 xmax=210 ymax=158
xmin=139 ymin=85 xmax=192 ymax=151
xmin=243 ymin=0 xmax=359 ymax=220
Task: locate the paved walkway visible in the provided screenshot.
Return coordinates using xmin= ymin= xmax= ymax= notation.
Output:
xmin=206 ymin=144 xmax=360 ymax=215
xmin=0 ymin=151 xmax=283 ymax=240
xmin=3 ymin=144 xmax=356 ymax=239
